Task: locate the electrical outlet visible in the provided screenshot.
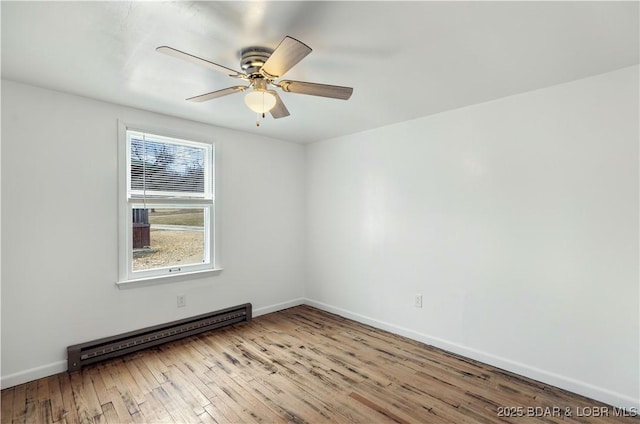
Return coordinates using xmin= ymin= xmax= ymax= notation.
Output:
xmin=414 ymin=294 xmax=423 ymax=308
xmin=177 ymin=295 xmax=186 ymax=308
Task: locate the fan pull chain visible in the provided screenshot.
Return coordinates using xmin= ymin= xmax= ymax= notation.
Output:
xmin=256 ymin=112 xmax=268 ymax=126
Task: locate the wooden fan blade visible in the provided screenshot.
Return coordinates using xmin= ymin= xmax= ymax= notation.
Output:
xmin=260 ymin=36 xmax=312 ymax=78
xmin=279 ymin=80 xmax=353 ymax=100
xmin=156 ymin=46 xmax=242 ymax=77
xmin=187 ymin=86 xmax=246 ymax=102
xmin=270 ymin=92 xmax=290 ymax=119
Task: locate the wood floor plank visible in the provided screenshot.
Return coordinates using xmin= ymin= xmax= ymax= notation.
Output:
xmin=46 ymin=375 xmax=66 ymax=423
xmin=104 ymin=388 xmax=133 ymax=424
xmin=80 ymin=370 xmax=103 ymax=421
xmin=161 ymin=364 xmax=209 ymax=416
xmin=199 ymin=371 xmax=248 ymax=423
xmin=128 ymin=356 xmax=162 ymax=392
xmin=10 ymin=383 xmax=27 ymax=424
xmin=140 ymin=351 xmax=170 ymax=385
xmin=1 ymin=384 xmax=14 ymax=424
xmin=98 ymin=402 xmax=119 ymax=424
xmin=348 ymin=391 xmax=413 ymax=424
xmin=58 ymin=372 xmax=79 ymax=424
xmin=123 ymin=358 xmax=155 ymax=398
xmin=38 ymin=399 xmax=53 ymax=424
xmin=68 ymin=372 xmax=95 ymax=424
xmin=202 ymin=403 xmax=230 ymax=424
xmin=175 ymin=343 xmax=220 ymax=398
xmin=36 ymin=378 xmax=49 ymax=408
xmin=138 ymin=391 xmax=173 ymax=424
xmin=155 ymin=343 xmax=214 ymax=412
xmin=243 ymin=371 xmax=336 ymax=422
xmin=173 ymin=358 xmax=218 ymax=404
xmin=150 ymin=385 xmax=198 ymax=424
xmin=2 ymin=305 xmax=638 ymax=424
xmin=203 ymin=359 xmax=286 ymax=423
xmin=24 ymin=381 xmax=39 ymax=424
xmin=87 ymin=367 xmax=111 ymax=408
xmin=106 ymin=360 xmax=146 ymax=409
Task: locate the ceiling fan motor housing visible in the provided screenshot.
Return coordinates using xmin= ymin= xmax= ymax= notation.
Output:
xmin=240 ymin=47 xmax=273 ymax=75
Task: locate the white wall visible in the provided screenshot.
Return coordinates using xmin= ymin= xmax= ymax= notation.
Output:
xmin=1 ymin=80 xmax=306 ymax=387
xmin=306 ymin=66 xmax=639 ymax=409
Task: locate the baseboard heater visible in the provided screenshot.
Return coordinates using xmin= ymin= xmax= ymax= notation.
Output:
xmin=67 ymin=303 xmax=251 ymax=372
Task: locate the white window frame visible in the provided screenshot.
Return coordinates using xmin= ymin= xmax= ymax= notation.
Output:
xmin=117 ymin=121 xmax=221 ymax=286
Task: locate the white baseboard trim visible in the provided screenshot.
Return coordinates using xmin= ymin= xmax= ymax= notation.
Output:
xmin=303 ymin=298 xmax=640 ymax=411
xmin=1 ymin=360 xmax=67 ymax=390
xmin=253 ymin=298 xmax=305 ymax=317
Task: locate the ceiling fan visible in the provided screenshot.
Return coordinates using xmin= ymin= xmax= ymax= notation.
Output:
xmin=156 ymin=36 xmax=353 ymax=126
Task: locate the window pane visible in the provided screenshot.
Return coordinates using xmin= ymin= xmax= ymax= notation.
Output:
xmin=132 ymin=207 xmax=207 ymax=272
xmin=129 ymin=133 xmax=211 ymax=199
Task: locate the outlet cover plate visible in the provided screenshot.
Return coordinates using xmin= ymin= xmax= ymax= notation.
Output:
xmin=414 ymin=294 xmax=423 ymax=308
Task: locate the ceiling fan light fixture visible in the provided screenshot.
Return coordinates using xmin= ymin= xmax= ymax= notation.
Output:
xmin=244 ymin=89 xmax=277 ymax=114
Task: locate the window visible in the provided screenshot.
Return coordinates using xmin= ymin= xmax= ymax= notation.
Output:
xmin=118 ymin=126 xmax=217 ymax=283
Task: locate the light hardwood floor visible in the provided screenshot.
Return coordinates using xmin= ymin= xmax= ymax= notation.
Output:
xmin=1 ymin=305 xmax=638 ymax=423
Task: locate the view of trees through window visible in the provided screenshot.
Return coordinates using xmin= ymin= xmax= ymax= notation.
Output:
xmin=130 ymin=138 xmax=205 ymax=195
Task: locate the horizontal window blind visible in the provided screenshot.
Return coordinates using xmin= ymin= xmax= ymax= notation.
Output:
xmin=127 ymin=131 xmax=212 ymax=199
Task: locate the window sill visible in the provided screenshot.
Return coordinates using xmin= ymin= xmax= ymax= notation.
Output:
xmin=116 ymin=268 xmax=223 ymax=289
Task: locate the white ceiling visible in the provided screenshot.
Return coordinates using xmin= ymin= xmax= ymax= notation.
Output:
xmin=2 ymin=1 xmax=638 ymax=143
